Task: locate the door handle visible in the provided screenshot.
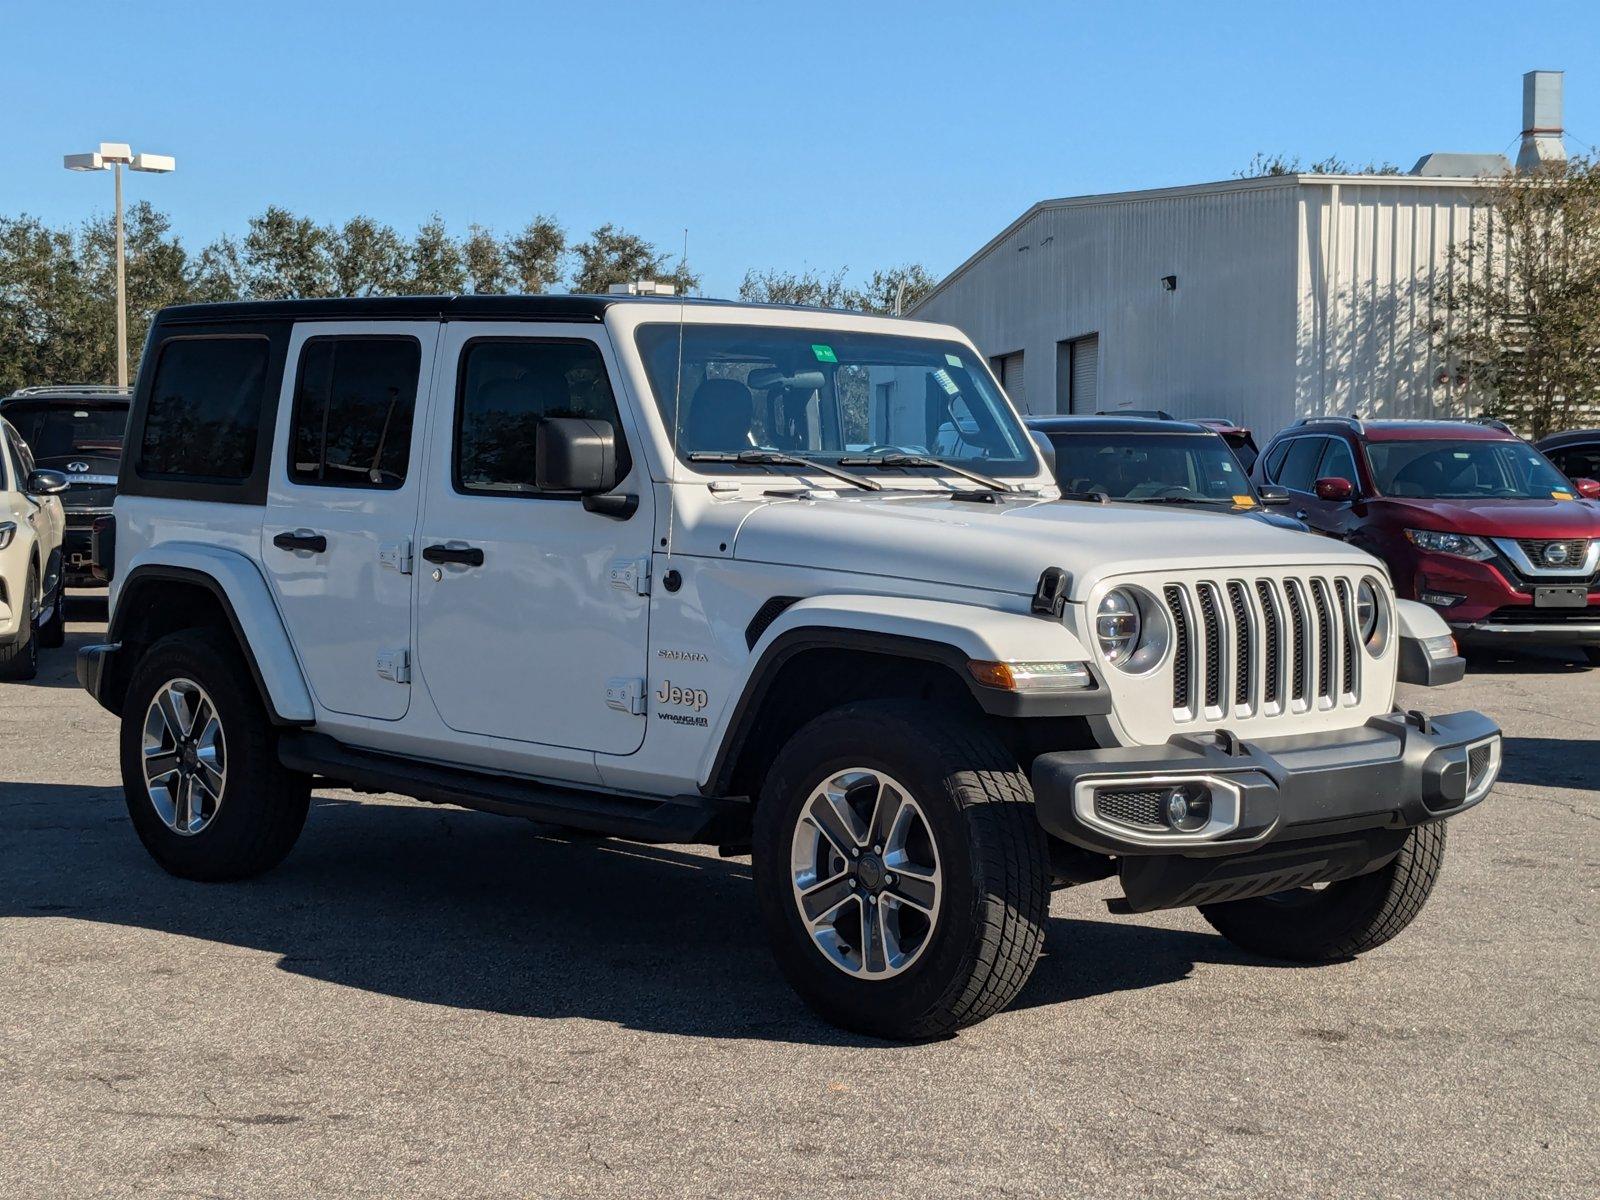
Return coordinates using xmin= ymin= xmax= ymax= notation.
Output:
xmin=273 ymin=529 xmax=327 ymax=553
xmin=422 ymin=542 xmax=485 ymax=567
xmin=1295 ymin=510 xmax=1309 ymax=521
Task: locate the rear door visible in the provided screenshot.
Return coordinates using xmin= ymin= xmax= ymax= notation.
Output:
xmin=261 ymin=322 xmax=439 ymax=721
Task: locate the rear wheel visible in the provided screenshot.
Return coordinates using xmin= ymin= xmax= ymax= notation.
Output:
xmin=0 ymin=566 xmax=40 ymax=681
xmin=120 ymin=628 xmax=310 ymax=880
xmin=1198 ymin=821 xmax=1447 ymax=961
xmin=753 ymin=700 xmax=1050 ymax=1040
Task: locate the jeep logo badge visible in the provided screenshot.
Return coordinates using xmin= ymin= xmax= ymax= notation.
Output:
xmin=1544 ymin=543 xmax=1571 ymax=566
xmin=67 ymin=460 xmax=90 ymax=473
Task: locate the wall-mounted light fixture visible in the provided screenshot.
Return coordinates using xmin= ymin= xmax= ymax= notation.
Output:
xmin=1161 ymin=275 xmax=1178 ymax=291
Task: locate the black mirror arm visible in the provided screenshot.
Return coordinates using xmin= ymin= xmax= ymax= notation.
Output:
xmin=582 ymin=492 xmax=638 ymax=520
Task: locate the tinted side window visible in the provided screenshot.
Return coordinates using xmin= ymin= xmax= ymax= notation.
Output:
xmin=290 ymin=337 xmax=421 ymax=489
xmin=1262 ymin=440 xmax=1291 ymax=481
xmin=1277 ymin=437 xmax=1327 ymax=492
xmin=138 ymin=338 xmax=269 ymax=479
xmin=455 ymin=339 xmax=628 ymax=495
xmin=1550 ymin=445 xmax=1600 ymax=480
xmin=1318 ymin=437 xmax=1359 ymax=484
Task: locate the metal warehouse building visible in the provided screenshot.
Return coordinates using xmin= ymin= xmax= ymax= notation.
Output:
xmin=910 ymin=71 xmax=1567 ymax=440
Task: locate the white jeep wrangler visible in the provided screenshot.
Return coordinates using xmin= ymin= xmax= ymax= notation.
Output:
xmin=79 ymin=295 xmax=1500 ymax=1039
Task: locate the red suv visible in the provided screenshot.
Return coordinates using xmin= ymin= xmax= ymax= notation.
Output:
xmin=1254 ymin=417 xmax=1600 ymax=663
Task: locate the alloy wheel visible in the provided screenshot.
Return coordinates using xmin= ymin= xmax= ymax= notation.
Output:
xmin=788 ymin=768 xmax=942 ymax=979
xmin=142 ymin=677 xmax=227 ymax=835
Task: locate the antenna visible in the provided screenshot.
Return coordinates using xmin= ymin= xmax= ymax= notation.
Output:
xmin=664 ymin=228 xmax=689 ymax=562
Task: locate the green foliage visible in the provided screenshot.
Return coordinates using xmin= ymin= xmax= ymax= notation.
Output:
xmin=1237 ymin=152 xmax=1402 ymax=178
xmin=739 ymin=262 xmax=936 ymax=315
xmin=570 ymin=223 xmax=698 ymax=295
xmin=1435 ymin=156 xmax=1600 ymax=438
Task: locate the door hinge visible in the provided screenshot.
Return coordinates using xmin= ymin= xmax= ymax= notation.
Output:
xmin=608 ymin=555 xmax=650 ymax=596
xmin=376 ymin=648 xmax=411 ymax=684
xmin=379 ymin=538 xmax=413 ymax=575
xmin=605 ymin=676 xmax=647 ymax=716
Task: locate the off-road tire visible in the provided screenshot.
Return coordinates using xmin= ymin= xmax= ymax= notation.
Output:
xmin=1198 ymin=821 xmax=1447 ymax=961
xmin=120 ymin=628 xmax=310 ymax=881
xmin=0 ymin=566 xmax=40 ymax=681
xmin=753 ymin=700 xmax=1050 ymax=1040
xmin=37 ymin=567 xmax=65 ymax=648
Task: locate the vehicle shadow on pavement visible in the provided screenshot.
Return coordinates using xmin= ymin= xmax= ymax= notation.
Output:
xmin=2 ymin=780 xmax=1266 ymax=1044
xmin=1496 ymin=735 xmax=1600 ymax=789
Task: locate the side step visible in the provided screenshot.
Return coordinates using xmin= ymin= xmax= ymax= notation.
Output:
xmin=278 ymin=730 xmax=745 ymax=845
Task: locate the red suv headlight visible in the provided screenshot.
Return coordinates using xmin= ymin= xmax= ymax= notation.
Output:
xmin=1404 ymin=528 xmax=1495 ymax=560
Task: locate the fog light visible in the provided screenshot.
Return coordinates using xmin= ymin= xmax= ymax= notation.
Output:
xmin=1163 ymin=784 xmax=1211 ymax=832
xmin=1421 ymin=633 xmax=1458 ymax=661
xmin=1420 ymin=590 xmax=1464 ymax=609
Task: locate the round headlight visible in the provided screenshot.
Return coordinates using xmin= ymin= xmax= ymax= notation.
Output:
xmin=1357 ymin=580 xmax=1378 ymax=642
xmin=1095 ymin=587 xmax=1170 ymax=673
xmin=1097 ymin=589 xmax=1141 ymax=665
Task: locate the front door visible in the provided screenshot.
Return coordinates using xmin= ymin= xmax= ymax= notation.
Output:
xmin=413 ymin=324 xmax=653 ymax=755
xmin=262 ymin=322 xmax=439 ymax=721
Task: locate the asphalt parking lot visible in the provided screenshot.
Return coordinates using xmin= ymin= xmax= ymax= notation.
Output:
xmin=2 ymin=600 xmax=1596 ymax=1199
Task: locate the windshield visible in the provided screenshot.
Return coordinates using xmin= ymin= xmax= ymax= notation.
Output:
xmin=1045 ymin=431 xmax=1256 ymax=503
xmin=634 ymin=324 xmax=1039 ymax=478
xmin=2 ymin=404 xmax=128 ymax=464
xmin=1365 ymin=440 xmax=1576 ymax=499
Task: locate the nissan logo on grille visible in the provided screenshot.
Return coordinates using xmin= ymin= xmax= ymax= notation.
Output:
xmin=1544 ymin=543 xmax=1572 ymax=566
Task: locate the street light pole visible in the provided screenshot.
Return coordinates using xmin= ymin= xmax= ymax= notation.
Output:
xmin=64 ymin=143 xmax=176 ymax=389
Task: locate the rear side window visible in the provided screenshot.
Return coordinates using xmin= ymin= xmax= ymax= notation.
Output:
xmin=1276 ymin=437 xmax=1327 ymax=492
xmin=138 ymin=338 xmax=269 ymax=480
xmin=454 ymin=339 xmax=629 ymax=495
xmin=289 ymin=337 xmax=421 ymax=489
xmin=1549 ymin=444 xmax=1600 ymax=481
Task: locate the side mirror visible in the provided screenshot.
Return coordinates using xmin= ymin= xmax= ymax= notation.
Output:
xmin=535 ymin=417 xmax=636 ymax=518
xmin=1314 ymin=476 xmax=1354 ymax=502
xmin=1257 ymin=484 xmax=1291 ymax=506
xmin=26 ymin=468 xmax=70 ymax=497
xmin=1573 ymin=477 xmax=1600 ymax=499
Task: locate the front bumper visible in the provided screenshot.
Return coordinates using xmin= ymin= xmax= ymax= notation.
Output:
xmin=1031 ymin=709 xmax=1500 ymax=910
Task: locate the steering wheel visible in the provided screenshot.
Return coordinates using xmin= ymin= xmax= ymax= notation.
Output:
xmin=1149 ymin=484 xmax=1200 ymax=498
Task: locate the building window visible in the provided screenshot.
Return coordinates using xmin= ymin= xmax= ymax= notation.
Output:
xmin=138 ymin=337 xmax=270 ymax=480
xmin=991 ymin=351 xmax=1025 ymax=410
xmin=289 ymin=337 xmax=421 ymax=489
xmin=1057 ymin=334 xmax=1099 ymax=414
xmin=454 ymin=338 xmax=629 ymax=496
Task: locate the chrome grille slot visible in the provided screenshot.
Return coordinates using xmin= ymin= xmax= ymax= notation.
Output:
xmin=1196 ymin=583 xmax=1224 ymax=714
xmin=1156 ymin=572 xmax=1365 ymax=727
xmin=1227 ymin=582 xmax=1252 ymax=708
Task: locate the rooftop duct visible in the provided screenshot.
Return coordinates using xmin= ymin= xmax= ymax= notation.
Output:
xmin=1517 ymin=70 xmax=1565 ymax=173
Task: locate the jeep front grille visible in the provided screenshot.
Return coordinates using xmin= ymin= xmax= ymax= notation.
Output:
xmin=1163 ymin=574 xmax=1364 ymax=722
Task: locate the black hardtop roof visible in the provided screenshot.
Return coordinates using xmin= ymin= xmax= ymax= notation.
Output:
xmin=151 ymin=293 xmax=901 ymax=326
xmin=1025 ymin=414 xmax=1214 ymax=435
xmin=1535 ymin=427 xmax=1600 ymax=448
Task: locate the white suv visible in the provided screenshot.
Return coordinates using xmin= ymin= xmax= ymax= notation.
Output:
xmin=78 ymin=295 xmax=1499 ymax=1038
xmin=1 ymin=417 xmax=68 ymax=679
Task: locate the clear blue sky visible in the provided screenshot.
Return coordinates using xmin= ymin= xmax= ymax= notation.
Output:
xmin=5 ymin=0 xmax=1599 ymax=296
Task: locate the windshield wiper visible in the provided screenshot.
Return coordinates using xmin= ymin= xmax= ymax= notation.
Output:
xmin=838 ymin=452 xmax=1021 ymax=494
xmin=686 ymin=449 xmax=881 ymax=492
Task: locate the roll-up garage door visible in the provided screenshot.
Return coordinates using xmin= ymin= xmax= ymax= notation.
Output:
xmin=1069 ymin=335 xmax=1098 ymax=413
xmin=993 ymin=351 xmax=1025 ymax=409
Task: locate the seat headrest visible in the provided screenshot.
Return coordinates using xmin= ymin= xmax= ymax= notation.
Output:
xmin=683 ymin=378 xmax=753 ymax=451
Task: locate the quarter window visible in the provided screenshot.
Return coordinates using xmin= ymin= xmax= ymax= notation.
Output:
xmin=455 ymin=339 xmax=628 ymax=495
xmin=138 ymin=337 xmax=270 ymax=480
xmin=289 ymin=337 xmax=421 ymax=489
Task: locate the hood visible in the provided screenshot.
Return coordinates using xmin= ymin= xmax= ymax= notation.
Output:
xmin=730 ymin=493 xmax=1376 ymax=599
xmin=1372 ymin=496 xmax=1600 ymax=539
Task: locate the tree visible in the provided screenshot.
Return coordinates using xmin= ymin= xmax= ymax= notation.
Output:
xmin=330 ymin=216 xmax=409 ymax=296
xmin=0 ymin=214 xmax=96 ymax=392
xmin=506 ymin=215 xmax=568 ymax=293
xmin=407 ymin=215 xmax=467 ymax=294
xmin=461 ymin=224 xmax=510 ymax=294
xmin=242 ymin=206 xmax=336 ymax=299
xmin=859 ymin=263 xmax=936 ymax=315
xmin=1237 ymin=152 xmax=1402 ymax=178
xmin=570 ymin=223 xmax=698 ymax=294
xmin=740 ymin=266 xmax=859 ymax=308
xmin=1435 ymin=157 xmax=1600 ymax=438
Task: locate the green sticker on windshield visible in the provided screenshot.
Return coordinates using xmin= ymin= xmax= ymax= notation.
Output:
xmin=945 ymin=353 xmax=962 ymax=367
xmin=811 ymin=344 xmax=837 ymax=363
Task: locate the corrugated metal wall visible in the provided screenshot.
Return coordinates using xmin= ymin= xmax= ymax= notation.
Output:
xmin=914 ymin=176 xmax=1491 ymax=441
xmin=1295 ymin=180 xmax=1487 ymax=424
xmin=912 ymin=180 xmax=1302 ymax=428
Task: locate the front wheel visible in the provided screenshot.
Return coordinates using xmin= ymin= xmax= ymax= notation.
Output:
xmin=1199 ymin=821 xmax=1447 ymax=961
xmin=753 ymin=701 xmax=1050 ymax=1040
xmin=0 ymin=566 xmax=40 ymax=681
